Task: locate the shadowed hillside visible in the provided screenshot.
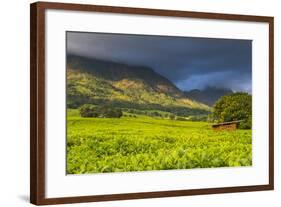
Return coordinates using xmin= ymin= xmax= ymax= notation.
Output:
xmin=184 ymin=87 xmax=233 ymax=106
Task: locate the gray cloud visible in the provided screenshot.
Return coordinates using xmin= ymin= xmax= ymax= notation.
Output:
xmin=67 ymin=31 xmax=252 ymax=92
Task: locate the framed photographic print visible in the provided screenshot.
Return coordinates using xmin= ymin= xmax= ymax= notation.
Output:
xmin=30 ymin=1 xmax=274 ymax=205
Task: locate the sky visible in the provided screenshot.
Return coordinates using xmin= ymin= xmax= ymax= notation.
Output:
xmin=67 ymin=32 xmax=252 ymax=92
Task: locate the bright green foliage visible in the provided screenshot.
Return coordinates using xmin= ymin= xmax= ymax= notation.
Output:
xmin=67 ymin=110 xmax=252 ymax=174
xmin=212 ymin=92 xmax=252 ymax=129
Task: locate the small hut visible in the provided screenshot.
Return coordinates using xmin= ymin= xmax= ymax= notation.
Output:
xmin=212 ymin=120 xmax=241 ymax=131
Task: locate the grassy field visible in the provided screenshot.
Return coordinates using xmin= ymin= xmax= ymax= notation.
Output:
xmin=67 ymin=109 xmax=252 ymax=174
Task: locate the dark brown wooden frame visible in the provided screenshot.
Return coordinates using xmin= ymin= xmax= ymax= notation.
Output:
xmin=30 ymin=1 xmax=274 ymax=205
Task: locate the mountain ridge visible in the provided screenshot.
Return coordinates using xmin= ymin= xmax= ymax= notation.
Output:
xmin=67 ymin=54 xmax=183 ymax=98
xmin=184 ymin=87 xmax=233 ymax=106
xmin=66 ymin=54 xmax=210 ymax=116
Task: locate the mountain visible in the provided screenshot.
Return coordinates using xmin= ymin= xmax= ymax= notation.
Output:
xmin=184 ymin=87 xmax=233 ymax=106
xmin=66 ymin=54 xmax=210 ymax=116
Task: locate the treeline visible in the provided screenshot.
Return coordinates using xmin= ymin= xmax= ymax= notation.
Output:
xmin=123 ymin=108 xmax=208 ymax=121
xmin=78 ymin=104 xmax=209 ymax=121
xmin=68 ymin=97 xmax=209 ymax=117
xmin=124 ymin=108 xmax=166 ymax=117
xmin=80 ymin=104 xmax=123 ymax=118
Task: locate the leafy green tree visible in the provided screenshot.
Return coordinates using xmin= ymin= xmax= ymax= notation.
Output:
xmin=169 ymin=114 xmax=176 ymax=120
xmin=212 ymin=92 xmax=252 ymax=129
xmin=79 ymin=104 xmax=99 ymax=117
xmin=103 ymin=108 xmax=123 ymax=118
xmin=79 ymin=104 xmax=123 ymax=118
xmin=113 ymin=108 xmax=123 ymax=118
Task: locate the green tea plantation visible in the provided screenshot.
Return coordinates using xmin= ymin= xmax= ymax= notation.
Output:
xmin=67 ymin=109 xmax=252 ymax=174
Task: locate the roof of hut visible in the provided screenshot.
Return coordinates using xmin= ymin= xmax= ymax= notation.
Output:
xmin=212 ymin=120 xmax=242 ymax=127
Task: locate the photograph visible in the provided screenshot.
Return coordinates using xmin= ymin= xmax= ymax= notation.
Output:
xmin=66 ymin=31 xmax=252 ymax=174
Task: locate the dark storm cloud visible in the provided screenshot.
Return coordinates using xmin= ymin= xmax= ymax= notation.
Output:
xmin=67 ymin=32 xmax=252 ymax=92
